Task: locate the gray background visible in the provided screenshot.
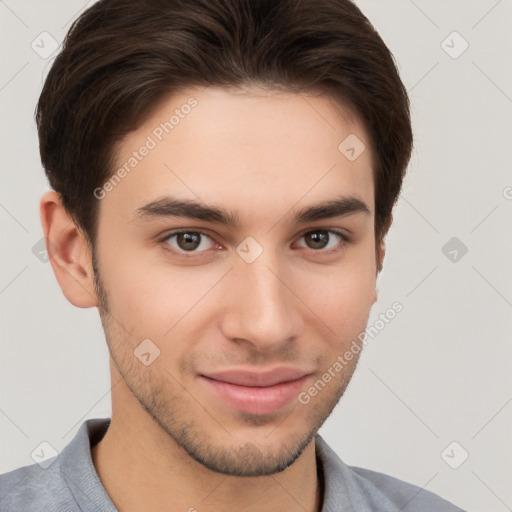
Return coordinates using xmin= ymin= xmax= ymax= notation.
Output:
xmin=1 ymin=1 xmax=511 ymax=510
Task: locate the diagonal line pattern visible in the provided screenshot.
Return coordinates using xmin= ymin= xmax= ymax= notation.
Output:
xmin=60 ymin=0 xmax=95 ymax=29
xmin=60 ymin=265 xmax=132 ymax=336
xmin=266 ymin=164 xmax=336 ymax=234
xmin=0 ymin=0 xmax=29 ymax=29
xmin=164 ymin=267 xmax=233 ymax=336
xmin=470 ymin=205 xmax=499 ymax=233
xmin=472 ymin=471 xmax=512 ymax=511
xmin=471 ymin=0 xmax=503 ymax=30
xmin=270 ymin=474 xmax=308 ymax=511
xmin=472 ymin=61 xmax=512 ymax=103
xmin=60 ymin=469 xmax=106 ymax=512
xmin=60 ymin=374 xmax=124 ymax=440
xmin=399 ymin=473 xmax=439 ymax=511
xmin=369 ymin=368 xmax=439 ymax=438
xmin=164 ymin=163 xmax=204 ymax=202
xmin=406 ymin=266 xmax=438 ymax=298
xmin=0 ymin=470 xmax=32 ymax=507
xmin=265 ymin=265 xmax=337 ymax=335
xmin=471 ymin=265 xmax=512 ymax=308
xmin=162 ymin=367 xmax=233 ymax=437
xmin=264 ymin=408 xmax=296 ymax=439
xmin=471 ymin=396 xmax=512 ymax=439
xmin=299 ymin=93 xmax=337 ymax=131
xmin=401 ymin=197 xmax=439 ymax=233
xmin=407 ymin=0 xmax=439 ymax=28
xmin=0 ymin=265 xmax=29 ymax=296
xmin=0 ymin=203 xmax=29 ymax=233
xmin=407 ymin=62 xmax=439 ymax=93
xmin=198 ymin=475 xmax=229 ymax=504
xmin=0 ymin=408 xmax=29 ymax=439
xmin=0 ymin=62 xmax=29 ymax=92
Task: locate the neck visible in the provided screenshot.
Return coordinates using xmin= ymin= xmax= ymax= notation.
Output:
xmin=91 ymin=384 xmax=323 ymax=512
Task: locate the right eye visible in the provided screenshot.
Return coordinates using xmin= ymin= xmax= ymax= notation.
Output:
xmin=160 ymin=229 xmax=219 ymax=256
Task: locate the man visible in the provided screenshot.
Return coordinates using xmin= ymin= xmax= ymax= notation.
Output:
xmin=0 ymin=0 xmax=466 ymax=510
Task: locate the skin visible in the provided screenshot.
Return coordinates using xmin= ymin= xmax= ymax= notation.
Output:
xmin=41 ymin=85 xmax=385 ymax=512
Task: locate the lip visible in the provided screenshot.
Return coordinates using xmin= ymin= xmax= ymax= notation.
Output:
xmin=199 ymin=367 xmax=311 ymax=415
xmin=202 ymin=367 xmax=311 ymax=387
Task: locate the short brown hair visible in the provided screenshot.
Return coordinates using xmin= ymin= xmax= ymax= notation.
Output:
xmin=36 ymin=0 xmax=413 ymax=251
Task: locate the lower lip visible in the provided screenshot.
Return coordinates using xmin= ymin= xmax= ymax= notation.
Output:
xmin=200 ymin=375 xmax=309 ymax=415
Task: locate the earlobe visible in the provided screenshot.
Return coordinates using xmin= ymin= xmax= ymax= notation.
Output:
xmin=40 ymin=190 xmax=98 ymax=308
xmin=373 ymin=237 xmax=386 ymax=304
xmin=377 ymin=238 xmax=386 ymax=274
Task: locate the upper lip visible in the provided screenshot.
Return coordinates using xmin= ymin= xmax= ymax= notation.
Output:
xmin=201 ymin=367 xmax=311 ymax=387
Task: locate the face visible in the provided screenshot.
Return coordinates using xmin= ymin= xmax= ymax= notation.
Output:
xmin=92 ymin=85 xmax=378 ymax=476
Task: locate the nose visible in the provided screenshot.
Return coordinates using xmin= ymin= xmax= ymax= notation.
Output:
xmin=219 ymin=251 xmax=303 ymax=353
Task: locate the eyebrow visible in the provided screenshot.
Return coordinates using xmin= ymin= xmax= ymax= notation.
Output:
xmin=133 ymin=195 xmax=370 ymax=226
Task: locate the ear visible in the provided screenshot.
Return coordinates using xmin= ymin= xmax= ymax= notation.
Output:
xmin=40 ymin=190 xmax=98 ymax=308
xmin=373 ymin=237 xmax=386 ymax=304
xmin=376 ymin=237 xmax=386 ymax=275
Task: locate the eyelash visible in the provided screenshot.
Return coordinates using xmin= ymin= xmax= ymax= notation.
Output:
xmin=158 ymin=228 xmax=350 ymax=259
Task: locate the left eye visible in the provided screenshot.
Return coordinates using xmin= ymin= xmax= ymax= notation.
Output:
xmin=163 ymin=231 xmax=215 ymax=253
xmin=295 ymin=230 xmax=345 ymax=251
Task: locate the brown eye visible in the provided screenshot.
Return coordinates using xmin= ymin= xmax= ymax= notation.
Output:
xmin=176 ymin=232 xmax=201 ymax=251
xmin=304 ymin=231 xmax=330 ymax=249
xmin=297 ymin=230 xmax=345 ymax=251
xmin=163 ymin=231 xmax=215 ymax=254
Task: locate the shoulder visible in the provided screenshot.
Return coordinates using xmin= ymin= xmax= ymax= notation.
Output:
xmin=0 ymin=418 xmax=112 ymax=512
xmin=315 ymin=435 xmax=467 ymax=512
xmin=0 ymin=458 xmax=78 ymax=512
xmin=348 ymin=465 xmax=467 ymax=511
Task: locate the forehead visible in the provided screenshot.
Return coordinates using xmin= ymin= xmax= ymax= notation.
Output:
xmin=100 ymin=86 xmax=374 ymax=226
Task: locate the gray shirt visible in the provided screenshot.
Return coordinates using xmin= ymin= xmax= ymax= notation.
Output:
xmin=0 ymin=418 xmax=466 ymax=511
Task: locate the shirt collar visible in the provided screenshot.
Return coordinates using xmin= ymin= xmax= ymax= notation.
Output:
xmin=60 ymin=418 xmax=354 ymax=512
xmin=315 ymin=433 xmax=356 ymax=511
xmin=59 ymin=417 xmax=117 ymax=511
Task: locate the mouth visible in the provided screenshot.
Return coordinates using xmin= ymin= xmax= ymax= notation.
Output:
xmin=199 ymin=367 xmax=311 ymax=415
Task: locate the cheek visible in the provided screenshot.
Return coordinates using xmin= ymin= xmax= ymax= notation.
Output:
xmin=300 ymin=255 xmax=376 ymax=341
xmin=99 ymin=242 xmax=221 ymax=338
xmin=310 ymin=277 xmax=374 ymax=333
